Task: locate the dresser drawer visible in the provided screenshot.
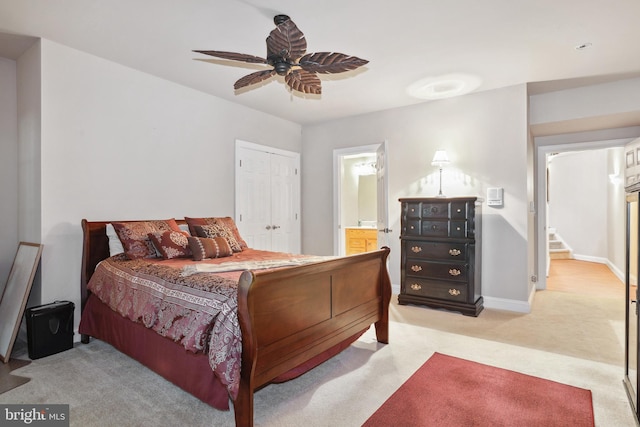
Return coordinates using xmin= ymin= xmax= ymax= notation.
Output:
xmin=405 ymin=260 xmax=468 ymax=282
xmin=405 ymin=202 xmax=422 ymax=219
xmin=421 ymin=203 xmax=449 ymax=218
xmin=404 ymin=278 xmax=468 ymax=301
xmin=405 ymin=241 xmax=468 ymax=261
xmin=450 ymin=202 xmax=468 ymax=219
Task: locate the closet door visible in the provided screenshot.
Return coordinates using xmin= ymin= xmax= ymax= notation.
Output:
xmin=235 ymin=141 xmax=300 ymax=253
xmin=269 ymin=152 xmax=298 ymax=253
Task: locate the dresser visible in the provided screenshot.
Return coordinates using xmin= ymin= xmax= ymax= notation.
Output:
xmin=345 ymin=227 xmax=378 ymax=255
xmin=398 ymin=197 xmax=483 ymax=316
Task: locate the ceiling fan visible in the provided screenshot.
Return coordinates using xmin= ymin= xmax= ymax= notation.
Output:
xmin=194 ymin=15 xmax=369 ymax=95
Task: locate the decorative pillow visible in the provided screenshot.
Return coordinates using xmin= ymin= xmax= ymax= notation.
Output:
xmin=148 ymin=230 xmax=192 ymax=259
xmin=194 ymin=224 xmax=242 ymax=252
xmin=106 ymin=223 xmax=124 ymax=256
xmin=188 ymin=236 xmax=233 ymax=261
xmin=185 ymin=217 xmax=248 ymax=250
xmin=112 ymin=219 xmax=181 ymax=259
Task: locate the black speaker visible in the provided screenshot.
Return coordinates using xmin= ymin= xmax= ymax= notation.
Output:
xmin=25 ymin=301 xmax=74 ymax=359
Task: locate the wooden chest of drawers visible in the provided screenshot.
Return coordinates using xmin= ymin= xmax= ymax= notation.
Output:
xmin=398 ymin=197 xmax=483 ymax=316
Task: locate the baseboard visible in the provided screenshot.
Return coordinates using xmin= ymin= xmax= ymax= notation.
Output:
xmin=573 ymin=254 xmax=625 ymax=283
xmin=573 ymin=254 xmax=608 ymax=264
xmin=392 ymin=283 xmax=400 ymax=295
xmin=483 ymin=292 xmax=533 ymax=314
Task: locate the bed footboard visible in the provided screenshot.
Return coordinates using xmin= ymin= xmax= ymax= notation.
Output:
xmin=234 ymin=247 xmax=391 ymax=427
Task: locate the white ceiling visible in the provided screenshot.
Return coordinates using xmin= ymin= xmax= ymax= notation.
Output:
xmin=1 ymin=0 xmax=640 ymax=125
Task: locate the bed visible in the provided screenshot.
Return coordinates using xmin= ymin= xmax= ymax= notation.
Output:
xmin=78 ymin=218 xmax=391 ymax=427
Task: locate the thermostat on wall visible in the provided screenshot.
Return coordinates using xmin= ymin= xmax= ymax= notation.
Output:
xmin=487 ymin=187 xmax=503 ymax=206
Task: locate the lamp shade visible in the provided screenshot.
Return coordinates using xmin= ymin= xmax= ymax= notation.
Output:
xmin=431 ymin=150 xmax=450 ymax=167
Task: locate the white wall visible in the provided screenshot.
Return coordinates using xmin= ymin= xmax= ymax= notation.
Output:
xmin=548 ymin=150 xmax=609 ymax=259
xmin=33 ymin=39 xmax=301 ymax=328
xmin=0 ymin=56 xmax=18 ymax=292
xmin=302 ymin=84 xmax=531 ymax=307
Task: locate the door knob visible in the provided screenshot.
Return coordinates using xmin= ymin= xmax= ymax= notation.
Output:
xmin=273 ymin=225 xmax=281 ymax=229
xmin=265 ymin=225 xmax=272 ymax=230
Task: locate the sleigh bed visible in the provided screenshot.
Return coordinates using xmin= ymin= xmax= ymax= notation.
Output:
xmin=78 ymin=218 xmax=391 ymax=427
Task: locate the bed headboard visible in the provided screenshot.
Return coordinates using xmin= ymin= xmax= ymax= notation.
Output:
xmin=80 ymin=218 xmax=187 ymax=312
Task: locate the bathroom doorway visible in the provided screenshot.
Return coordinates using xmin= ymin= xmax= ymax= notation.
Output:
xmin=333 ymin=142 xmax=389 ymax=256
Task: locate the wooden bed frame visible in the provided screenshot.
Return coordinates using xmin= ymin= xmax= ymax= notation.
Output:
xmin=79 ymin=219 xmax=392 ymax=427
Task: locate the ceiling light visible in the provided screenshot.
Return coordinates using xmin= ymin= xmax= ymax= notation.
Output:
xmin=407 ymin=73 xmax=482 ymax=100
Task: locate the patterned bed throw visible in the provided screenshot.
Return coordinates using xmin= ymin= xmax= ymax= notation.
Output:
xmin=87 ymin=255 xmax=242 ymax=398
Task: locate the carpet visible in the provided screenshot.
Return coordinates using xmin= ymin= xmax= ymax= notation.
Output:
xmin=0 ymin=358 xmax=31 ymax=395
xmin=363 ymin=352 xmax=595 ymax=427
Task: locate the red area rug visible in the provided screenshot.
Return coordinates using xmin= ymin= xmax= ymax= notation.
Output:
xmin=363 ymin=352 xmax=594 ymax=427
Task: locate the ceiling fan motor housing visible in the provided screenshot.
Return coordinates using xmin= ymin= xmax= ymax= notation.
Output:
xmin=273 ymin=60 xmax=291 ymax=75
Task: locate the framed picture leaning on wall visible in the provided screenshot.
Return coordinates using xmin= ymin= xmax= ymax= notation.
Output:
xmin=0 ymin=242 xmax=43 ymax=363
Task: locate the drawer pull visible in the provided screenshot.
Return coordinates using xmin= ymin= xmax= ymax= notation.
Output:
xmin=449 ymin=249 xmax=461 ymax=256
xmin=410 ymin=283 xmax=422 ymax=291
xmin=449 ymin=269 xmax=461 ymax=276
xmin=410 ymin=225 xmax=415 ymax=230
xmin=431 ymin=225 xmax=438 ymax=230
xmin=456 ymin=208 xmax=462 ymax=213
xmin=411 ymin=265 xmax=422 ymax=272
xmin=449 ymin=288 xmax=461 ymax=296
xmin=411 ymin=246 xmax=422 ymax=253
xmin=431 ymin=207 xmax=438 ymax=213
xmin=456 ymin=226 xmax=461 ymax=231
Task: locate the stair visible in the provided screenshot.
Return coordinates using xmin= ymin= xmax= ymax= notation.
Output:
xmin=549 ymin=228 xmax=572 ymax=260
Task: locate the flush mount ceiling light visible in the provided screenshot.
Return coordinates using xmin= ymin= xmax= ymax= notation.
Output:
xmin=407 ymin=73 xmax=482 ymax=100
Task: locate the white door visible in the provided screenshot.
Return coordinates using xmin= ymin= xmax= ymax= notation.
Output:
xmin=376 ymin=141 xmax=391 ymax=248
xmin=235 ymin=140 xmax=300 ymax=253
xmin=270 ymin=153 xmax=298 ymax=252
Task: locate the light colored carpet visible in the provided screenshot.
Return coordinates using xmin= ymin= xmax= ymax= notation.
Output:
xmin=0 ymin=263 xmax=636 ymax=426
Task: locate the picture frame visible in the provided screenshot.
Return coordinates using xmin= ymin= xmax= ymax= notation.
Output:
xmin=0 ymin=242 xmax=43 ymax=363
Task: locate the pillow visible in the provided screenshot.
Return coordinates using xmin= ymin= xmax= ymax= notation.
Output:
xmin=188 ymin=236 xmax=233 ymax=261
xmin=112 ymin=219 xmax=181 ymax=259
xmin=148 ymin=230 xmax=192 ymax=259
xmin=194 ymin=224 xmax=242 ymax=253
xmin=185 ymin=217 xmax=248 ymax=250
xmin=106 ymin=223 xmax=124 ymax=256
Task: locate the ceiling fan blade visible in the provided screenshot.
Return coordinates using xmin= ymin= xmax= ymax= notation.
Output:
xmin=266 ymin=17 xmax=307 ymax=61
xmin=234 ymin=69 xmax=276 ymax=90
xmin=285 ymin=69 xmax=321 ymax=94
xmin=193 ymin=50 xmax=267 ymax=64
xmin=299 ymin=52 xmax=368 ymax=74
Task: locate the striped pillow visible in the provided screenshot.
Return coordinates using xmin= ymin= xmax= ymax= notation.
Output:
xmin=188 ymin=236 xmax=233 ymax=261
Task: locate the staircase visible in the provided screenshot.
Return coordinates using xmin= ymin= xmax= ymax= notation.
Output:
xmin=549 ymin=228 xmax=572 ymax=260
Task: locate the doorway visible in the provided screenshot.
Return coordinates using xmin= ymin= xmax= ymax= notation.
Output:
xmin=333 ymin=142 xmax=389 ymax=256
xmin=535 ymin=139 xmax=629 ymax=290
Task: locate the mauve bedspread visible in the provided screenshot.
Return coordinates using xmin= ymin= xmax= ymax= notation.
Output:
xmin=84 ymin=249 xmax=328 ymax=399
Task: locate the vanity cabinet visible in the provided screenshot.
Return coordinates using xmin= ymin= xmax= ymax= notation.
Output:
xmin=345 ymin=228 xmax=378 ymax=255
xmin=398 ymin=197 xmax=483 ymax=316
